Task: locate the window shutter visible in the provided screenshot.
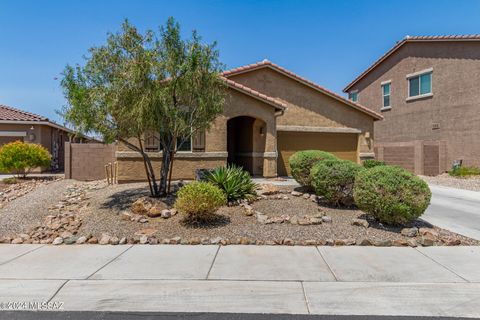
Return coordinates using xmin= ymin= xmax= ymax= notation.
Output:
xmin=144 ymin=131 xmax=160 ymax=152
xmin=192 ymin=130 xmax=205 ymax=152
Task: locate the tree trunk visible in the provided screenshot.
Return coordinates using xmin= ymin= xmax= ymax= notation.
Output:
xmin=159 ymin=148 xmax=171 ymax=196
xmin=167 ymin=150 xmax=175 ymax=193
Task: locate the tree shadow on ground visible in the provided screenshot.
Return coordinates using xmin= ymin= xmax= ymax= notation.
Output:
xmin=100 ymin=187 xmax=151 ymax=212
xmin=180 ymin=213 xmax=230 ymax=229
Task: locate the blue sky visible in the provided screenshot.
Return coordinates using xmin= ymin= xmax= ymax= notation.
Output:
xmin=1 ymin=0 xmax=479 ymax=123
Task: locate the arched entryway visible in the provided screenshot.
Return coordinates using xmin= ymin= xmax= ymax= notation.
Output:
xmin=227 ymin=116 xmax=267 ymax=176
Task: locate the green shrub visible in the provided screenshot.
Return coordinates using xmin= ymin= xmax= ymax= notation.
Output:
xmin=310 ymin=159 xmax=364 ymax=206
xmin=289 ymin=150 xmax=337 ymax=186
xmin=174 ymin=181 xmax=227 ymax=222
xmin=0 ymin=141 xmax=51 ymax=177
xmin=2 ymin=177 xmax=18 ymax=184
xmin=354 ymin=165 xmax=431 ymax=226
xmin=204 ymin=165 xmax=257 ymax=201
xmin=362 ymin=159 xmax=386 ymax=169
xmin=449 ymin=166 xmax=480 ymax=177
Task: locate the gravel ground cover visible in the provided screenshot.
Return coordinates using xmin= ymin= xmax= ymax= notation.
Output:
xmin=420 ymin=173 xmax=480 ymax=192
xmin=71 ymin=182 xmax=478 ymax=246
xmin=0 ymin=179 xmax=74 ymax=236
xmin=1 ymin=180 xmax=478 ymax=246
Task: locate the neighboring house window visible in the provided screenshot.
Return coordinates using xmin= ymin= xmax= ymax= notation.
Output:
xmin=381 ymin=82 xmax=391 ymax=109
xmin=408 ymin=70 xmax=432 ymax=98
xmin=349 ymin=91 xmax=358 ymax=102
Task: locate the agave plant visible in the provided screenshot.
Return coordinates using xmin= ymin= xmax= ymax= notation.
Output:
xmin=205 ymin=165 xmax=257 ymax=201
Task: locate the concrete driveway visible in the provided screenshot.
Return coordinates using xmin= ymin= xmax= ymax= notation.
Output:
xmin=423 ymin=185 xmax=480 ymax=240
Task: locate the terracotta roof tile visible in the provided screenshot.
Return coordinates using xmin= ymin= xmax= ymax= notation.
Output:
xmin=0 ymin=104 xmax=48 ymax=122
xmin=223 ymin=60 xmax=383 ymax=120
xmin=344 ymin=35 xmax=480 ymax=91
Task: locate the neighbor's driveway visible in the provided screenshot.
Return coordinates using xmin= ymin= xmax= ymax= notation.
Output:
xmin=0 ymin=245 xmax=479 ymax=317
xmin=423 ymin=185 xmax=480 ymax=240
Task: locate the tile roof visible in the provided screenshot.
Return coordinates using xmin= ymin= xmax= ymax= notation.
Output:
xmin=0 ymin=104 xmax=48 ymax=122
xmin=221 ymin=76 xmax=287 ymax=110
xmin=223 ymin=60 xmax=383 ymax=120
xmin=343 ymin=35 xmax=480 ymax=92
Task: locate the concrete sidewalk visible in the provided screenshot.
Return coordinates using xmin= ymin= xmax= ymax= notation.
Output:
xmin=0 ymin=245 xmax=479 ymax=317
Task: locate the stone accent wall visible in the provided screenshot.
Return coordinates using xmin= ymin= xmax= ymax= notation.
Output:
xmin=65 ymin=142 xmax=116 ymax=181
xmin=375 ymin=140 xmax=447 ymax=175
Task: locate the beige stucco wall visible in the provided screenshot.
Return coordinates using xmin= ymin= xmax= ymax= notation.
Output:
xmin=347 ymin=41 xmax=480 ymax=168
xmin=228 ymin=67 xmax=375 ymax=160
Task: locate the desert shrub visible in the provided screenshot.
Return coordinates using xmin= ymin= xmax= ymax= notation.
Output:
xmin=354 ymin=165 xmax=431 ymax=226
xmin=0 ymin=141 xmax=51 ymax=177
xmin=310 ymin=159 xmax=364 ymax=206
xmin=2 ymin=177 xmax=18 ymax=184
xmin=204 ymin=165 xmax=257 ymax=201
xmin=174 ymin=181 xmax=227 ymax=222
xmin=449 ymin=166 xmax=480 ymax=177
xmin=362 ymin=159 xmax=386 ymax=169
xmin=289 ymin=150 xmax=337 ymax=186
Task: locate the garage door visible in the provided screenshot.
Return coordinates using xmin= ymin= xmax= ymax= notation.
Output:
xmin=277 ymin=132 xmax=358 ymax=176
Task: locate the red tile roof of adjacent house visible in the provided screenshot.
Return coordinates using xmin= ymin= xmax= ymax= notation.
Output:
xmin=221 ymin=76 xmax=287 ymax=111
xmin=223 ymin=60 xmax=383 ymax=120
xmin=343 ymin=35 xmax=480 ymax=92
xmin=0 ymin=104 xmax=48 ymax=122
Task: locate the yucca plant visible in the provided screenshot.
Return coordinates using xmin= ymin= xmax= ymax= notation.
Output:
xmin=205 ymin=165 xmax=257 ymax=201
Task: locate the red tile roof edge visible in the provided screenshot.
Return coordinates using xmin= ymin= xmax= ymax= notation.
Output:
xmin=343 ymin=35 xmax=480 ymax=92
xmin=223 ymin=60 xmax=383 ymax=120
xmin=0 ymin=104 xmax=48 ymax=122
xmin=221 ymin=76 xmax=287 ymax=110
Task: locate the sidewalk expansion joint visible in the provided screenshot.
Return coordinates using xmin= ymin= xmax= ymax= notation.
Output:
xmin=205 ymin=245 xmax=221 ymax=280
xmin=315 ymin=246 xmax=338 ymax=281
xmin=85 ymin=245 xmax=133 ymax=280
xmin=414 ymin=248 xmax=470 ymax=283
xmin=46 ymin=279 xmax=69 ymax=303
xmin=0 ymin=244 xmax=46 ymax=267
xmin=300 ymin=281 xmax=311 ymax=314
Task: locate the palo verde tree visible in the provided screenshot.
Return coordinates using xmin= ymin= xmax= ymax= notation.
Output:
xmin=61 ymin=18 xmax=225 ymax=196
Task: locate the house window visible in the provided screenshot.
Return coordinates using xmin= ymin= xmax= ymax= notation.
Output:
xmin=381 ymin=82 xmax=391 ymax=109
xmin=176 ymin=136 xmax=192 ymax=152
xmin=349 ymin=91 xmax=358 ymax=102
xmin=144 ymin=130 xmax=160 ymax=152
xmin=408 ymin=71 xmax=432 ymax=98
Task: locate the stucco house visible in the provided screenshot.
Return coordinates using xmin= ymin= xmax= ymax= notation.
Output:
xmin=0 ymin=104 xmax=76 ymax=171
xmin=115 ymin=60 xmax=381 ymax=182
xmin=343 ymin=35 xmax=480 ymax=175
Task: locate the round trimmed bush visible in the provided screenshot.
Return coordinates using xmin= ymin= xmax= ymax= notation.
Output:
xmin=289 ymin=150 xmax=337 ymax=186
xmin=310 ymin=159 xmax=364 ymax=207
xmin=0 ymin=141 xmax=51 ymax=177
xmin=362 ymin=159 xmax=386 ymax=169
xmin=353 ymin=165 xmax=431 ymax=226
xmin=174 ymin=181 xmax=227 ymax=222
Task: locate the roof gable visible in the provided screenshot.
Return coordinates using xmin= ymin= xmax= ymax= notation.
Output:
xmin=343 ymin=34 xmax=480 ymax=92
xmin=223 ymin=60 xmax=382 ymax=120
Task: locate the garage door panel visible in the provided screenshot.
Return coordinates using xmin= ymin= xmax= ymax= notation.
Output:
xmin=277 ymin=132 xmax=358 ymax=176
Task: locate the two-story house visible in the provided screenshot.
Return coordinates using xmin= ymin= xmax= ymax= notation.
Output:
xmin=344 ymin=35 xmax=480 ymax=175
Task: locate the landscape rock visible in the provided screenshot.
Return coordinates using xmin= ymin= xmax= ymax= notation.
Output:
xmin=120 ymin=211 xmax=132 ymax=221
xmin=393 ymin=239 xmax=409 ymax=246
xmin=139 ymin=235 xmax=148 ymax=244
xmin=119 ymin=237 xmax=127 ymax=245
xmin=374 ymin=240 xmax=392 ymax=247
xmin=352 ymin=219 xmax=369 ymax=228
xmin=87 ymin=237 xmax=98 ymax=244
xmin=322 ymin=215 xmax=332 ymax=223
xmin=99 ymin=234 xmax=111 ymax=245
xmin=407 ymin=239 xmax=418 ymax=247
xmin=11 ymin=237 xmax=23 ymax=244
xmin=160 ymin=209 xmax=172 ymax=219
xmin=210 ymin=237 xmax=223 ymax=244
xmin=309 ymin=217 xmax=322 ymax=225
xmin=148 ymin=237 xmax=159 ymax=245
xmin=64 ymin=236 xmax=79 ymax=245
xmin=401 ymin=227 xmax=419 ymax=237
xmin=356 ymin=238 xmax=372 ymax=246
xmin=75 ymin=236 xmax=87 ymax=244
xmin=109 ymin=237 xmax=120 ymax=245
xmin=283 ymin=238 xmax=294 ymax=246
xmin=291 ymin=191 xmax=302 ymax=197
xmin=52 ymin=237 xmax=63 ymax=245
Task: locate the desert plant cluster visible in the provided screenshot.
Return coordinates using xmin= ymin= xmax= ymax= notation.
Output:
xmin=289 ymin=150 xmax=431 ymax=226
